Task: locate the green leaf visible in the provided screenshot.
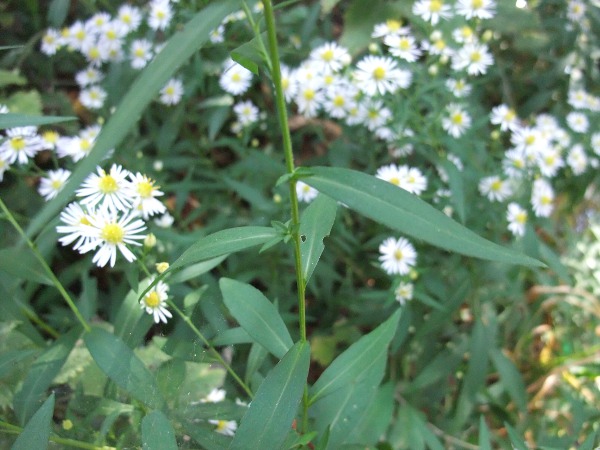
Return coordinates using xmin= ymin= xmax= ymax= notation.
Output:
xmin=47 ymin=0 xmax=70 ymax=27
xmin=0 ymin=247 xmax=53 ymax=285
xmin=437 ymin=158 xmax=466 ymax=223
xmin=478 ymin=416 xmax=492 ymax=450
xmin=304 ymin=167 xmax=543 ymax=267
xmin=170 ymin=227 xmax=278 ymax=272
xmin=321 ymin=0 xmax=343 ymax=14
xmin=11 ymin=393 xmax=54 ymax=450
xmin=504 ymin=423 xmax=528 ymax=450
xmin=0 ymin=70 xmax=26 ymax=88
xmin=25 ymin=0 xmax=240 ymax=240
xmin=220 ymin=278 xmax=293 ymax=359
xmin=13 ymin=328 xmax=80 ymax=425
xmin=579 ymin=430 xmax=598 ymax=450
xmin=309 ymin=309 xmax=400 ymax=404
xmin=345 ymin=383 xmax=395 ymax=446
xmin=142 ymin=410 xmax=177 ymax=450
xmin=84 ymin=327 xmax=165 ymax=410
xmin=299 ymin=194 xmax=337 ymax=285
xmin=0 ymin=349 xmax=38 ymax=378
xmin=490 ymin=348 xmax=527 ymax=412
xmin=230 ymin=33 xmax=268 ymax=75
xmin=230 ymin=341 xmax=310 ymax=450
xmin=113 ymin=278 xmax=155 ymax=348
xmin=169 ymin=255 xmax=227 ymax=283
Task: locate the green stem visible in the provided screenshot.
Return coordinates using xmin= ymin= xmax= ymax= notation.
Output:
xmin=167 ymin=300 xmax=254 ymax=399
xmin=0 ymin=198 xmax=91 ymax=333
xmin=262 ymin=0 xmax=310 ymax=432
xmin=261 ymin=0 xmax=306 ymax=343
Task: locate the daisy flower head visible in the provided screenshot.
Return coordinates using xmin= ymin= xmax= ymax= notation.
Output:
xmin=159 ymin=78 xmax=184 ymax=105
xmin=128 ymin=172 xmax=166 ymax=219
xmin=510 ymin=125 xmax=546 ymax=156
xmin=531 ymin=179 xmax=554 ymax=217
xmin=353 ymin=55 xmax=411 ymax=96
xmin=323 ymin=82 xmax=357 ymax=119
xmin=219 ymin=59 xmax=253 ymax=96
xmin=309 ymin=42 xmax=351 ymax=74
xmin=567 ymin=0 xmax=586 ymax=22
xmin=455 ymin=0 xmax=496 ymax=20
xmin=422 ymin=31 xmax=452 ymax=57
xmin=452 ymin=26 xmax=476 ymax=44
xmin=80 ymin=208 xmax=147 ymax=267
xmin=81 ymin=40 xmax=110 ymax=67
xmin=360 ymin=100 xmax=392 ymax=131
xmin=490 ymin=104 xmax=519 ymax=132
xmin=233 ymin=100 xmax=259 ymax=126
xmin=591 ymin=133 xmax=600 ymax=156
xmin=140 ymin=279 xmax=172 ymax=324
xmin=383 ymin=34 xmax=422 ymax=62
xmin=394 ymin=281 xmax=414 ymax=305
xmin=536 ymin=146 xmax=564 ymax=178
xmin=280 ymin=64 xmax=298 ymax=102
xmin=56 ymin=202 xmax=98 ymax=252
xmin=148 ymin=0 xmax=173 ymax=31
xmin=130 ymin=39 xmax=154 ymax=69
xmin=201 ymin=388 xmax=226 ymax=403
xmin=296 ymin=181 xmax=319 ymax=203
xmin=372 ymin=19 xmax=410 ymax=39
xmin=41 ymin=29 xmax=62 ymax=55
xmin=65 ymin=21 xmax=94 ymax=52
xmin=478 ymin=175 xmax=512 ymax=202
xmin=502 ymin=148 xmax=528 ymax=178
xmin=77 ymin=164 xmax=134 ymax=212
xmin=38 ymin=168 xmax=71 ymax=201
xmin=401 ymin=166 xmax=428 ymax=195
xmin=442 ymin=103 xmax=472 ymax=138
xmin=75 ymin=66 xmax=104 ymax=87
xmin=506 ymin=202 xmax=527 ymax=237
xmin=376 ymin=163 xmax=404 ymax=187
xmin=0 ymin=126 xmax=45 ymax=165
xmin=295 ymin=80 xmax=325 ymax=118
xmin=446 ymin=78 xmax=472 ymax=97
xmin=209 ymin=420 xmax=237 ymax=437
xmin=379 ymin=237 xmax=417 ymax=276
xmin=412 ymin=0 xmax=453 ymax=25
xmin=566 ymin=111 xmax=589 ymax=133
xmin=79 ymin=85 xmax=107 ymax=110
xmin=209 ymin=24 xmax=225 ymax=43
xmin=452 ymin=42 xmax=494 ymax=76
xmin=566 ymin=143 xmax=588 ymax=175
xmin=117 ymin=4 xmax=142 ymax=33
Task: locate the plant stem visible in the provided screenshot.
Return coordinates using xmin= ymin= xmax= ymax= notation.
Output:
xmin=167 ymin=300 xmax=254 ymax=399
xmin=0 ymin=198 xmax=91 ymax=333
xmin=261 ymin=0 xmax=306 ymax=343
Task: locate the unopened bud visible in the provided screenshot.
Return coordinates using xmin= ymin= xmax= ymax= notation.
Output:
xmin=144 ymin=233 xmax=157 ymax=248
xmin=156 ymin=262 xmax=169 ymax=273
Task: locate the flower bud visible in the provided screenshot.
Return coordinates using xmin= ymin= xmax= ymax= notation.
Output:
xmin=156 ymin=262 xmax=169 ymax=273
xmin=144 ymin=233 xmax=157 ymax=248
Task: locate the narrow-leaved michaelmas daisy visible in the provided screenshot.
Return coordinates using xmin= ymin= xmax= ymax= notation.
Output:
xmin=219 ymin=59 xmax=253 ymax=96
xmin=79 ymin=85 xmax=107 ymax=110
xmin=353 ymin=55 xmax=411 ymax=96
xmin=490 ymin=104 xmax=519 ymax=132
xmin=394 ymin=281 xmax=414 ymax=305
xmin=383 ymin=34 xmax=422 ymax=62
xmin=566 ymin=144 xmax=588 ymax=175
xmin=0 ymin=127 xmax=46 ymax=165
xmin=159 ymin=78 xmax=183 ymax=105
xmin=128 ymin=172 xmax=166 ymax=219
xmin=478 ymin=175 xmax=512 ymax=202
xmin=442 ymin=104 xmax=471 ymax=138
xmin=531 ymin=178 xmax=554 ymax=217
xmin=140 ymin=278 xmax=172 ymax=323
xmin=455 ymin=0 xmax=496 ymax=20
xmin=130 ymin=39 xmax=153 ymax=69
xmin=412 ymin=0 xmax=453 ymax=25
xmin=56 ymin=202 xmax=97 ymax=252
xmin=309 ymin=42 xmax=350 ymax=74
xmin=233 ymin=100 xmax=259 ymax=126
xmin=452 ymin=43 xmax=494 ymax=76
xmin=372 ymin=19 xmax=409 ymax=39
xmin=77 ymin=164 xmax=134 ymax=212
xmin=566 ymin=111 xmax=589 ymax=133
xmin=296 ymin=181 xmax=319 ymax=203
xmin=506 ymin=202 xmax=527 ymax=237
xmin=379 ymin=237 xmax=417 ymax=276
xmin=38 ymin=168 xmax=71 ymax=201
xmin=209 ymin=420 xmax=237 ymax=436
xmin=148 ymin=0 xmax=173 ymax=31
xmin=80 ymin=208 xmax=147 ymax=267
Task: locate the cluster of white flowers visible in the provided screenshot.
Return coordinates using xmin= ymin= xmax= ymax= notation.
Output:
xmin=379 ymin=236 xmax=418 ymax=306
xmin=56 ymin=163 xmax=168 ymax=268
xmin=41 ymin=1 xmax=184 ymax=109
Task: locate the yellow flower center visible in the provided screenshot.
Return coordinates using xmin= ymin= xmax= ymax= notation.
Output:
xmin=157 ymin=10 xmax=165 ymax=19
xmin=106 ymin=30 xmax=117 ymax=40
xmin=373 ymin=67 xmax=386 ymax=80
xmin=394 ymin=249 xmax=403 ymax=261
xmin=505 ymin=109 xmax=516 ymax=121
xmin=101 ymin=223 xmax=124 ymax=244
xmin=525 ymin=135 xmax=535 ymax=146
xmin=282 ymin=78 xmax=289 ymax=90
xmin=333 ymin=96 xmax=345 ymax=107
xmin=231 ymin=73 xmax=241 ymax=82
xmin=491 ymin=180 xmax=502 ymax=191
xmin=461 ymin=26 xmax=473 ymax=38
xmin=541 ymin=196 xmax=551 ymax=205
xmin=89 ymin=47 xmax=100 ymax=60
xmin=321 ymin=49 xmax=334 ymax=61
xmin=430 ymin=0 xmax=442 ymax=12
xmin=389 ymin=177 xmax=400 ymax=186
xmin=165 ymin=86 xmax=175 ymax=95
xmin=303 ymin=89 xmax=315 ymax=101
xmin=434 ymin=39 xmax=446 ymax=50
xmin=302 ymin=185 xmax=311 ymax=193
xmin=43 ymin=131 xmax=59 ymax=144
xmin=134 ymin=48 xmax=145 ymax=57
xmin=470 ymin=51 xmax=481 ymax=62
xmin=145 ymin=291 xmax=161 ymax=308
xmin=75 ymin=30 xmax=86 ymax=41
xmin=324 ymin=75 xmax=334 ymax=85
xmin=451 ymin=113 xmax=463 ymax=125
xmin=137 ymin=179 xmax=154 ymax=198
xmin=516 ymin=212 xmax=527 ymax=224
xmin=399 ymin=38 xmax=410 ymax=50
xmin=10 ymin=137 xmax=26 ymax=151
xmin=80 ymin=216 xmax=91 ymax=226
xmin=43 ymin=35 xmax=55 ymax=44
xmin=51 ymin=179 xmax=64 ymax=190
xmin=472 ymin=0 xmax=483 ymax=8
xmin=98 ymin=173 xmax=118 ymax=193
xmin=386 ymin=20 xmax=402 ymax=31
xmin=215 ymin=420 xmax=228 ymax=433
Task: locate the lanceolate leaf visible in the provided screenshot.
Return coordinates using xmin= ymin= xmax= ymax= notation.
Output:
xmin=309 ymin=309 xmax=400 ymax=404
xmin=84 ymin=327 xmax=165 ymax=410
xmin=303 ymin=166 xmax=543 ymax=267
xmin=299 ymin=194 xmax=337 ymax=285
xmin=169 ymin=227 xmax=278 ymax=272
xmin=25 ymin=0 xmax=240 ymax=240
xmin=220 ymin=278 xmax=293 ymax=359
xmin=12 ymin=394 xmax=54 ymax=450
xmin=142 ymin=411 xmax=178 ymax=450
xmin=0 ymin=113 xmax=76 ymax=130
xmin=229 ymin=342 xmax=310 ymax=450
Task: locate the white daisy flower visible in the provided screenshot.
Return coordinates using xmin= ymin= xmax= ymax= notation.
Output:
xmin=567 ymin=0 xmax=586 ymax=21
xmin=154 ymin=212 xmax=175 ymax=228
xmin=280 ymin=64 xmax=298 ymax=102
xmin=295 ymin=81 xmax=324 ymax=118
xmin=117 ymin=4 xmax=142 ymax=33
xmin=219 ymin=59 xmax=253 ymax=96
xmin=41 ymin=29 xmax=62 ymax=55
xmin=455 ymin=0 xmax=496 ymax=20
xmin=361 ymin=100 xmax=392 ymax=131
xmin=79 ymin=85 xmax=107 ymax=110
xmin=80 ymin=209 xmax=146 ymax=267
xmin=510 ymin=126 xmax=546 ymax=156
xmin=309 ymin=42 xmax=351 ymax=74
xmin=536 ymin=146 xmax=564 ymax=178
xmin=56 ymin=202 xmax=97 ymax=251
xmin=148 ymin=0 xmax=173 ymax=31
xmin=0 ymin=126 xmax=45 ymax=165
xmin=323 ymin=82 xmax=357 ymax=119
xmin=209 ymin=24 xmax=225 ymax=43
xmin=209 ymin=420 xmax=237 ymax=436
xmin=379 ymin=237 xmax=417 ymax=276
xmin=65 ymin=21 xmax=94 ymax=51
xmin=128 ymin=172 xmax=166 ymax=219
xmin=394 ymin=281 xmax=414 ymax=305
xmin=77 ymin=164 xmax=134 ymax=213
xmin=442 ymin=104 xmax=472 ymax=138
xmin=452 ymin=26 xmax=476 ymax=44
xmin=75 ymin=66 xmax=104 ymax=87
xmin=566 ymin=111 xmax=589 ymax=133
xmin=140 ymin=278 xmax=172 ymax=324
xmin=130 ymin=39 xmax=154 ymax=69
xmin=412 ymin=0 xmax=453 ymax=25
xmin=506 ymin=202 xmax=527 ymax=237
xmin=296 ymin=181 xmax=319 ymax=203
xmin=531 ymin=179 xmax=554 ymax=217
xmin=452 ymin=42 xmax=494 ymax=75
xmin=502 ymin=148 xmax=528 ymax=178
xmin=566 ymin=144 xmax=588 ymax=175
xmin=38 ymin=168 xmax=71 ymax=201
xmin=383 ymin=34 xmax=422 ymax=62
xmin=478 ymin=175 xmax=512 ymax=202
xmin=490 ymin=104 xmax=519 ymax=132
xmin=446 ymin=78 xmax=471 ymax=98
xmin=353 ymin=55 xmax=411 ymax=96
xmin=372 ymin=20 xmax=410 ymax=39
xmin=202 ymin=388 xmax=226 ymax=403
xmin=81 ymin=39 xmax=110 ymax=67
xmin=233 ymin=100 xmax=259 ymax=126
xmin=159 ymin=78 xmax=184 ymax=105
